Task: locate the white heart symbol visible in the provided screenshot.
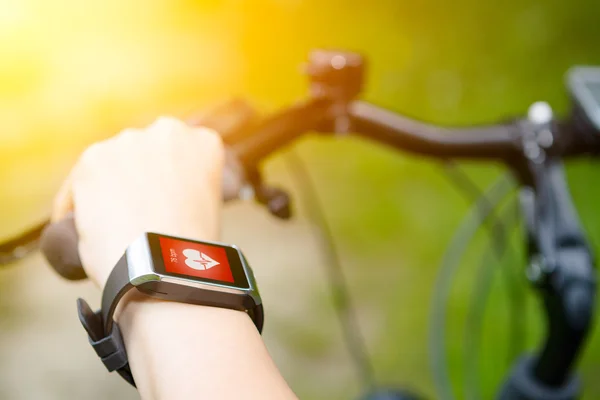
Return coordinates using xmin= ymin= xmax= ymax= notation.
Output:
xmin=182 ymin=249 xmax=220 ymax=270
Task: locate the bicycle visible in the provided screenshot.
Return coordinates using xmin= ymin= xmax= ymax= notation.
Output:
xmin=3 ymin=50 xmax=598 ymax=400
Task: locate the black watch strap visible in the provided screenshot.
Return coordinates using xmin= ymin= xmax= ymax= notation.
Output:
xmin=101 ymin=254 xmax=134 ymax=335
xmin=77 ymin=254 xmax=136 ymax=386
xmin=77 ymin=249 xmax=264 ymax=388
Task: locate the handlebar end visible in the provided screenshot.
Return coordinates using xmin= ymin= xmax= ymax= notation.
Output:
xmin=40 ymin=216 xmax=87 ymax=281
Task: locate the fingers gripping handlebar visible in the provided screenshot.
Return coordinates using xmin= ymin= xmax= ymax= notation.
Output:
xmin=40 ymin=99 xmax=262 ymax=280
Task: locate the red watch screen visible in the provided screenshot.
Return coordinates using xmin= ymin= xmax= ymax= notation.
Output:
xmin=159 ymin=237 xmax=235 ymax=284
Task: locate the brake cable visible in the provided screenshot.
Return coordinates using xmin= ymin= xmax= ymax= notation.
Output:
xmin=441 ymin=162 xmax=525 ymax=359
xmin=463 ymin=199 xmax=520 ymax=400
xmin=441 ymin=162 xmax=507 ymax=256
xmin=284 ymin=148 xmax=377 ymax=392
xmin=441 ymin=163 xmax=526 ymax=397
xmin=429 ymin=172 xmax=514 ymax=400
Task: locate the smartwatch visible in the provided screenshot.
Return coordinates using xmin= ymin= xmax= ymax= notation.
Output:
xmin=76 ymin=232 xmax=263 ymax=387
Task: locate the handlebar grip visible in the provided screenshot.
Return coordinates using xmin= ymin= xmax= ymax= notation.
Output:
xmin=40 ymin=99 xmax=257 ymax=281
xmin=40 ymin=215 xmax=86 ymax=280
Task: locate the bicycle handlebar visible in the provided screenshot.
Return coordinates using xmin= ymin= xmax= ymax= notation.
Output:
xmin=231 ymin=97 xmax=334 ymax=166
xmin=37 ymin=99 xmax=523 ymax=281
xmin=348 ymin=101 xmax=521 ymax=160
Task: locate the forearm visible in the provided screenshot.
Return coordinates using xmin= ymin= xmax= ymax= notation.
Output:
xmin=118 ymin=295 xmax=298 ymax=400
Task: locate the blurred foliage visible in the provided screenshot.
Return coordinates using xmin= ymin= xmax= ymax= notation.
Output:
xmin=1 ymin=0 xmax=600 ymax=399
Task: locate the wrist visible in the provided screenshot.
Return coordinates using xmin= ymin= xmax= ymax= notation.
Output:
xmin=75 ymin=231 xmax=294 ymax=399
xmin=117 ymin=299 xmax=264 ymax=399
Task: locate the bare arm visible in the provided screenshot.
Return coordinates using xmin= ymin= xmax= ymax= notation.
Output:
xmin=52 ymin=117 xmax=298 ymax=400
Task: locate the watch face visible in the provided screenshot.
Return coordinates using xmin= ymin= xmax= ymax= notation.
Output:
xmin=147 ymin=233 xmax=250 ymax=289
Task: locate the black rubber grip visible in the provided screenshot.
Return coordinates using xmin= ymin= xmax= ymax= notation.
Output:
xmin=40 ymin=215 xmax=86 ymax=280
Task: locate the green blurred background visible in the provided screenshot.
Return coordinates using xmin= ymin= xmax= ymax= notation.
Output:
xmin=1 ymin=0 xmax=600 ymax=399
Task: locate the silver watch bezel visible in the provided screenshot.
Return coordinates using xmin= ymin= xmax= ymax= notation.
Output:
xmin=125 ymin=233 xmax=261 ymax=307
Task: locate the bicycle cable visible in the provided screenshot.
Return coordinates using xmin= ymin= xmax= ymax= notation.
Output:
xmin=429 ymin=172 xmax=515 ymax=400
xmin=441 ymin=162 xmax=507 ymax=257
xmin=463 ymin=199 xmax=520 ymax=400
xmin=441 ymin=163 xmax=525 ymax=397
xmin=284 ymin=148 xmax=377 ymax=392
xmin=441 ymin=163 xmax=524 ymax=346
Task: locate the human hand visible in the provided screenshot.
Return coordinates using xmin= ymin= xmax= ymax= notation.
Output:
xmin=51 ymin=117 xmax=225 ymax=289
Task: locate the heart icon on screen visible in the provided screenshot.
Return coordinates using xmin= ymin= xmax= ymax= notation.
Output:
xmin=182 ymin=249 xmax=220 ymax=270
